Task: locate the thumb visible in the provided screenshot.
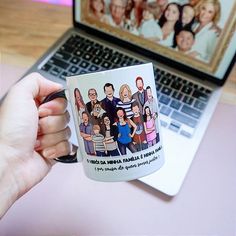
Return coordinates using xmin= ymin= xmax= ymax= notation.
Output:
xmin=11 ymin=72 xmax=63 ymax=100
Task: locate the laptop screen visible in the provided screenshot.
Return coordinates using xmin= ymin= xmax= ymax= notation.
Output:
xmin=75 ymin=0 xmax=236 ymax=82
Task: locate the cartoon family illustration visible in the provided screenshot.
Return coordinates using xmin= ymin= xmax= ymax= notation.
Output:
xmin=88 ymin=0 xmax=223 ymax=62
xmin=74 ymin=76 xmax=159 ymax=157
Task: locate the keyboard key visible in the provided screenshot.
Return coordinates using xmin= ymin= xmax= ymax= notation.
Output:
xmin=169 ymin=121 xmax=181 ymax=132
xmin=60 ymin=45 xmax=74 ymax=54
xmin=89 ymin=65 xmax=99 ymax=72
xmin=41 ymin=63 xmax=52 ymax=72
xmin=192 ymin=90 xmax=209 ymax=102
xmin=93 ymin=48 xmax=102 ymax=56
xmin=60 ymin=71 xmax=70 ymax=80
xmin=85 ymin=38 xmax=94 ymax=45
xmin=172 ymin=91 xmax=183 ymax=100
xmin=104 ymin=47 xmax=113 ymax=53
xmin=180 ymin=130 xmax=192 ymax=138
xmin=65 ymin=36 xmax=78 ymax=46
xmin=120 ymin=60 xmax=129 ymax=67
xmin=155 ymin=82 xmax=162 ymax=91
xmin=194 ymin=100 xmax=206 ymax=110
xmin=171 ymin=111 xmax=197 ymax=128
xmin=160 ymin=106 xmax=172 ymax=116
xmin=55 ymin=51 xmax=71 ymax=60
xmin=49 ymin=57 xmax=69 ymax=69
xmin=182 ymin=85 xmax=192 ymax=95
xmin=75 ymin=49 xmax=83 ymax=57
xmin=111 ymin=55 xmax=121 ymax=64
xmin=92 ymin=57 xmax=102 ymax=65
xmin=171 ymin=80 xmax=182 ymax=90
xmin=170 ymin=100 xmax=181 ymax=110
xmin=183 ymin=95 xmax=193 ymax=105
xmin=82 ymin=53 xmax=92 ymax=61
xmin=161 ymin=86 xmax=172 ymax=96
xmin=160 ymin=120 xmax=168 ymax=127
xmin=160 ymin=76 xmax=171 ymax=86
xmin=80 ymin=70 xmax=88 ymax=74
xmin=94 ymin=43 xmax=104 ymax=49
xmin=159 ymin=95 xmax=171 ymax=105
xmin=101 ymin=61 xmax=112 ymax=69
xmin=84 ymin=45 xmax=93 ymax=52
xmin=79 ymin=61 xmax=90 ymax=69
xmin=70 ymin=56 xmax=80 ymax=64
xmin=74 ymin=40 xmax=85 ymax=49
xmin=102 ymin=52 xmax=112 ymax=60
xmin=69 ymin=65 xmax=79 ymax=74
xmin=181 ymin=105 xmax=202 ymax=119
xmin=50 ymin=67 xmax=61 ymax=76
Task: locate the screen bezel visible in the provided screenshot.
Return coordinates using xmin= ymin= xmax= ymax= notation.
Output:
xmin=72 ymin=0 xmax=235 ymax=86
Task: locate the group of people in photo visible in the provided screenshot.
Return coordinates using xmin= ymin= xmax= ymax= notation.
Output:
xmin=74 ymin=76 xmax=159 ymax=157
xmin=88 ymin=0 xmax=222 ymax=62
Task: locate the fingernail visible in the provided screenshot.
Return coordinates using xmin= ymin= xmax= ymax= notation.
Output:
xmin=43 ymin=148 xmax=56 ymax=158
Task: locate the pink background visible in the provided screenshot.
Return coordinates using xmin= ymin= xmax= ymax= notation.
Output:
xmin=33 ymin=0 xmax=72 ymax=6
xmin=0 ymin=65 xmax=236 ymax=235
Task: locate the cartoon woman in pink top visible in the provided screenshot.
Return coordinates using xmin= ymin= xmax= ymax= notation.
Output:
xmin=143 ymin=106 xmax=157 ymax=147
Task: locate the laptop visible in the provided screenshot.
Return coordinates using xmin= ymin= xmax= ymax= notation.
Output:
xmin=26 ymin=0 xmax=236 ymax=196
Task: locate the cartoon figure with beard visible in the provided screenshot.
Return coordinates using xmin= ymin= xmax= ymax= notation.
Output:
xmin=132 ymin=76 xmax=148 ymax=113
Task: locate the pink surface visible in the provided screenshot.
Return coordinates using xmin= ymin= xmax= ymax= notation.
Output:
xmin=0 ymin=64 xmax=27 ymax=99
xmin=0 ymin=65 xmax=236 ymax=235
xmin=33 ymin=0 xmax=72 ymax=6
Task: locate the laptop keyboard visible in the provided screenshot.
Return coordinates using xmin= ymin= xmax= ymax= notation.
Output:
xmin=40 ymin=34 xmax=212 ymax=138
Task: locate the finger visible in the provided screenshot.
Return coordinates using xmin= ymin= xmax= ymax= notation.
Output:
xmin=38 ymin=111 xmax=70 ymax=134
xmin=11 ymin=72 xmax=63 ymax=99
xmin=41 ymin=141 xmax=72 ymax=159
xmin=36 ymin=127 xmax=71 ymax=150
xmin=38 ymin=98 xmax=67 ymax=117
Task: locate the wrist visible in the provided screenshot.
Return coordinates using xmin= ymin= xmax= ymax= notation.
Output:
xmin=0 ymin=143 xmax=20 ymax=219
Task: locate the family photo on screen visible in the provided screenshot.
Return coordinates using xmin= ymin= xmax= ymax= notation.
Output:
xmin=88 ymin=0 xmax=224 ymax=63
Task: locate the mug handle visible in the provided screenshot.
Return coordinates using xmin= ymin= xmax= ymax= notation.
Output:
xmin=40 ymin=89 xmax=78 ymax=163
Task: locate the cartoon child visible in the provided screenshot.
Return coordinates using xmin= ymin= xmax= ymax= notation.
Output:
xmin=143 ymin=106 xmax=157 ymax=147
xmin=131 ymin=102 xmax=148 ymax=151
xmin=117 ymin=84 xmax=136 ymax=119
xmin=139 ymin=3 xmax=163 ymax=41
xmin=92 ymin=125 xmax=106 ymax=157
xmin=102 ymin=114 xmax=120 ymax=156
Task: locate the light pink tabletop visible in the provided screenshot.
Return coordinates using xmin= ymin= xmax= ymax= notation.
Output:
xmin=0 ymin=65 xmax=236 ymax=235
